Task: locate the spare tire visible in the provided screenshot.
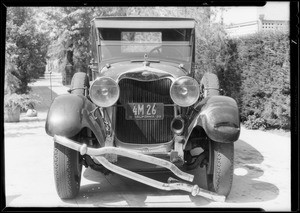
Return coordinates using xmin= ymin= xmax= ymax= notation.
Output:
xmin=70 ymin=72 xmax=90 ymax=96
xmin=200 ymin=72 xmax=220 ymax=97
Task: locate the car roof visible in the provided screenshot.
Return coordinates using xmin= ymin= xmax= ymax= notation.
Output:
xmin=92 ymin=16 xmax=195 ymax=29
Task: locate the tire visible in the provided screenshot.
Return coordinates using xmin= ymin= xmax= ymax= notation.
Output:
xmin=200 ymin=72 xmax=233 ymax=196
xmin=70 ymin=72 xmax=90 ymax=96
xmin=53 ymin=72 xmax=88 ymax=199
xmin=206 ymin=141 xmax=234 ymax=197
xmin=200 ymin=72 xmax=220 ymax=97
xmin=54 ymin=141 xmax=82 ymax=199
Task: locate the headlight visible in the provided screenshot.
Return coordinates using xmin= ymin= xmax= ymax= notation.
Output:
xmin=170 ymin=76 xmax=200 ymax=107
xmin=90 ymin=77 xmax=120 ymax=107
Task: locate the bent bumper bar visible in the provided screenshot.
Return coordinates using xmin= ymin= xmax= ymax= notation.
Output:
xmin=54 ymin=135 xmax=226 ymax=202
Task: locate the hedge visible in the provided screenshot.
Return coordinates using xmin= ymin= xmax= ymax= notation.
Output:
xmin=216 ymin=31 xmax=290 ymax=130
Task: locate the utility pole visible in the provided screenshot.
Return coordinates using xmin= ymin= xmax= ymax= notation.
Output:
xmin=49 ymin=71 xmax=52 ymax=100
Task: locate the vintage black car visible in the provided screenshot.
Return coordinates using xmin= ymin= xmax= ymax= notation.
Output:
xmin=46 ymin=17 xmax=240 ymax=202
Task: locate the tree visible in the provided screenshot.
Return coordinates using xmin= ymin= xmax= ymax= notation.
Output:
xmin=6 ymin=7 xmax=49 ymax=94
xmin=44 ymin=7 xmax=128 ymax=84
xmin=4 ymin=49 xmax=20 ymax=95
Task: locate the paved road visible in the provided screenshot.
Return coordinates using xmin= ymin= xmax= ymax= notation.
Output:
xmin=4 ymin=75 xmax=291 ymax=210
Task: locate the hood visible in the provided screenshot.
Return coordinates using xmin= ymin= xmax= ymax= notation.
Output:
xmin=99 ymin=61 xmax=189 ymax=82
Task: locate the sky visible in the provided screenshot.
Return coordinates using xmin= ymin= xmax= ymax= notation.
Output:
xmin=215 ymin=2 xmax=290 ymax=25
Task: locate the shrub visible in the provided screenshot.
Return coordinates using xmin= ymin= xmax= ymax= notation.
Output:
xmin=4 ymin=93 xmax=41 ymax=111
xmin=204 ymin=31 xmax=290 ymax=130
xmin=232 ymin=31 xmax=290 ymax=129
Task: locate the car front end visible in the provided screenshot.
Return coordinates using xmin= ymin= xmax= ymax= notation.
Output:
xmin=45 ymin=17 xmax=240 ymax=201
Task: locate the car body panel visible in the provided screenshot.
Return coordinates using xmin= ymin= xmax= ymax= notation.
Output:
xmin=46 ymin=94 xmax=106 ymax=147
xmin=183 ymin=96 xmax=240 ymax=148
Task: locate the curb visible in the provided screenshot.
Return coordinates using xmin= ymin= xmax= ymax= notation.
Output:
xmin=19 ymin=117 xmax=47 ymax=122
xmin=19 ymin=113 xmax=47 ymax=122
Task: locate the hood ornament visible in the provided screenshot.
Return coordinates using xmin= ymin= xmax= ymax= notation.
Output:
xmin=144 ymin=53 xmax=148 ymax=61
xmin=143 ymin=54 xmax=150 ymax=67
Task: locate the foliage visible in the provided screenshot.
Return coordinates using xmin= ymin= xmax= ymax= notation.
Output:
xmin=126 ymin=7 xmax=184 ymax=17
xmin=193 ymin=8 xmax=226 ymax=78
xmin=216 ymin=38 xmax=242 ymax=107
xmin=4 ymin=52 xmax=21 ymax=95
xmin=232 ymin=31 xmax=290 ymax=129
xmin=4 ymin=93 xmax=41 ymax=111
xmin=6 ymin=7 xmax=49 ymax=94
xmin=44 ymin=7 xmax=128 ymax=83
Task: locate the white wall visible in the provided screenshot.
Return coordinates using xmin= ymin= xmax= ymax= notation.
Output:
xmin=217 ymin=2 xmax=289 ymax=25
xmin=226 ymin=22 xmax=259 ymax=37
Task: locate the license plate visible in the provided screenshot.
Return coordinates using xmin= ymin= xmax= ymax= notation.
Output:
xmin=126 ymin=103 xmax=164 ymax=120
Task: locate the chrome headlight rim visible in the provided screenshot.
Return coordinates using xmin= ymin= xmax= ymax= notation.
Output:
xmin=170 ymin=76 xmax=200 ymax=107
xmin=89 ymin=76 xmax=120 ymax=108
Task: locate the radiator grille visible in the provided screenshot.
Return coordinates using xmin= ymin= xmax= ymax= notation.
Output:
xmin=115 ymin=78 xmax=174 ymax=144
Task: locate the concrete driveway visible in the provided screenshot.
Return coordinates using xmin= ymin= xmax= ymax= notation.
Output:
xmin=4 ymin=76 xmax=291 ymax=210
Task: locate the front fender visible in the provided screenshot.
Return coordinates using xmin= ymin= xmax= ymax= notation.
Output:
xmin=200 ymin=96 xmax=240 ymax=143
xmin=45 ymin=94 xmax=106 ymax=146
xmin=46 ymin=94 xmax=84 ymax=137
xmin=185 ymin=96 xmax=240 ymax=144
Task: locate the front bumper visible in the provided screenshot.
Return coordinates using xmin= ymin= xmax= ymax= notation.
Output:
xmin=54 ymin=135 xmax=226 ymax=202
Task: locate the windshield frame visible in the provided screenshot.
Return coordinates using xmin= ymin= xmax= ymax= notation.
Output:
xmin=96 ymin=27 xmax=195 ymax=67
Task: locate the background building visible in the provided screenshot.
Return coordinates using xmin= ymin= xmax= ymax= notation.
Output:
xmin=222 ymin=2 xmax=289 ymax=37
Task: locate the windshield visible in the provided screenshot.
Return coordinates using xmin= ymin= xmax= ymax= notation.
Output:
xmin=98 ymin=29 xmax=192 ymax=62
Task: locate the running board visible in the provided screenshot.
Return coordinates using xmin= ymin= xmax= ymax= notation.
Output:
xmin=54 ymin=135 xmax=226 ymax=202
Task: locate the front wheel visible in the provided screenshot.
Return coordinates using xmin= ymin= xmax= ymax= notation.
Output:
xmin=54 ymin=141 xmax=82 ymax=199
xmin=206 ymin=140 xmax=234 ymax=197
xmin=53 ymin=72 xmax=88 ymax=199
